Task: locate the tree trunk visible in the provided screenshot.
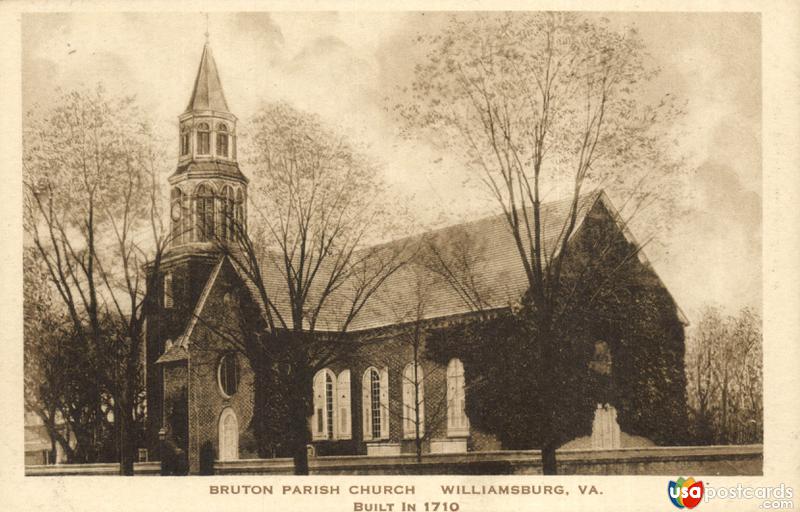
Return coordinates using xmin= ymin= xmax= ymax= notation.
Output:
xmin=289 ymin=403 xmax=311 ymax=475
xmin=43 ymin=413 xmax=73 ymax=463
xmin=287 ymin=366 xmax=312 ymax=475
xmin=49 ymin=433 xmax=57 ymax=464
xmin=414 ymin=351 xmax=422 ymax=464
xmin=120 ymin=430 xmax=135 ymax=474
xmin=537 ymin=316 xmax=559 ymax=475
xmin=721 ymin=364 xmax=729 ymax=444
xmin=540 ymin=396 xmax=559 ymax=475
xmin=119 ymin=406 xmax=135 ymax=475
xmin=293 ymin=440 xmax=310 ymax=475
xmin=541 ymin=442 xmax=558 ymax=475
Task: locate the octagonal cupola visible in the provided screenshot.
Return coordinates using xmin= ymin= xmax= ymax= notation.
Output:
xmin=179 ymin=42 xmax=238 ymax=163
xmin=168 ymin=42 xmax=248 ymax=251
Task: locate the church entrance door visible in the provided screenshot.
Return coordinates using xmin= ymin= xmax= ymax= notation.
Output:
xmin=218 ymin=408 xmax=239 ymax=461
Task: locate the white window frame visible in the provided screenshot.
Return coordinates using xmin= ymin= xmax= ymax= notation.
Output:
xmin=216 ymin=123 xmax=229 ymax=158
xmin=447 ymin=358 xmax=469 ymax=437
xmin=362 ymin=367 xmax=389 ymax=441
xmin=217 ymin=353 xmax=239 ymax=399
xmin=402 ymin=362 xmax=425 ymax=439
xmin=196 ymin=122 xmax=211 ymax=155
xmin=163 ymin=272 xmax=173 ymax=309
xmin=336 ymin=370 xmax=352 ymax=440
xmin=312 ymin=369 xmax=337 ymax=441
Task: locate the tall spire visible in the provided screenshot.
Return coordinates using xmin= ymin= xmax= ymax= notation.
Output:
xmin=169 ymin=35 xmax=248 ymax=259
xmin=185 ymin=43 xmax=230 ymax=113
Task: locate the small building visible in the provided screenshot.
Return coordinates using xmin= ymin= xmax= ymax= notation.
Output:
xmin=24 ymin=411 xmax=73 ymax=466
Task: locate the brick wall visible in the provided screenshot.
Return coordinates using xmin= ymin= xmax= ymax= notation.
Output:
xmin=145 ymin=251 xmax=218 ymax=456
xmin=25 ymin=445 xmax=763 ymax=476
xmin=314 ymin=331 xmax=501 ymax=456
xmin=213 ymin=445 xmax=763 ymax=476
xmin=186 ymin=261 xmax=255 ymax=473
xmin=162 ymin=362 xmax=188 ymax=450
xmin=168 ymin=257 xmax=501 ymax=470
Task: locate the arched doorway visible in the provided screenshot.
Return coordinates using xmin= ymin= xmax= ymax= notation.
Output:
xmin=218 ymin=408 xmax=239 ymax=461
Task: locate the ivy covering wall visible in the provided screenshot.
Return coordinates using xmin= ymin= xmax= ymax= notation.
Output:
xmin=425 ymin=201 xmax=689 ymax=449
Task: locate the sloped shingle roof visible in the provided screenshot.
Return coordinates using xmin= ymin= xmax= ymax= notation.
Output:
xmin=157 ymin=259 xmax=223 ymax=359
xmin=234 ymin=191 xmax=603 ymax=333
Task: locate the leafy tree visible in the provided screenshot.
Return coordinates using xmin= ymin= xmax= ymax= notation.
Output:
xmin=383 ymin=263 xmax=450 ymax=463
xmin=25 ymin=247 xmax=93 ymax=462
xmin=23 ymin=86 xmax=170 ymax=474
xmin=397 ymin=12 xmax=686 ymax=473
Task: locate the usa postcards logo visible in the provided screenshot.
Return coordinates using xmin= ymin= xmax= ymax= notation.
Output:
xmin=668 ymin=477 xmax=705 ymax=509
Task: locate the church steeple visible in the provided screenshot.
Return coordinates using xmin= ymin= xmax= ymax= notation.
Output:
xmin=185 ymin=43 xmax=230 ymax=114
xmin=167 ymin=42 xmax=248 ymax=251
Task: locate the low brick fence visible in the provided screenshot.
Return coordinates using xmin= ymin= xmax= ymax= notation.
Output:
xmin=555 ymin=445 xmax=762 ymax=476
xmin=215 ymin=445 xmax=762 ymax=476
xmin=26 ymin=461 xmax=161 ymax=476
xmin=26 ymin=445 xmax=761 ymax=476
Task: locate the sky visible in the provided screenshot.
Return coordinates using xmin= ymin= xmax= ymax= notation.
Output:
xmin=20 ymin=12 xmax=762 ymax=321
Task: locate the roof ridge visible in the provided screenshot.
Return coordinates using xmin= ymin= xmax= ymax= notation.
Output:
xmin=361 ymin=188 xmax=604 ymax=253
xmin=251 ymin=189 xmax=603 ymax=261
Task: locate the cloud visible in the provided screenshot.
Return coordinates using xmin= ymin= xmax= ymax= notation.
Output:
xmin=19 ymin=11 xmax=763 ymax=315
xmin=231 ymin=12 xmax=284 ymax=46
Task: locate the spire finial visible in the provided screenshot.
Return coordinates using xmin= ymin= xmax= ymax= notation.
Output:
xmin=204 ymin=13 xmax=210 ymax=44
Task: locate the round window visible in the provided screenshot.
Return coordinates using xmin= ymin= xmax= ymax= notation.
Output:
xmin=217 ymin=353 xmax=239 ymax=397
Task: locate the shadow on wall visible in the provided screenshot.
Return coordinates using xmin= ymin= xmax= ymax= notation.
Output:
xmin=200 ymin=441 xmax=215 ymax=475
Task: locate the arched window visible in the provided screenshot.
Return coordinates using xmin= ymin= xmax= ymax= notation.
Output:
xmin=362 ymin=367 xmax=388 ymax=441
xmin=216 ymin=123 xmax=229 ymax=158
xmin=312 ymin=368 xmax=351 ymax=441
xmin=325 ymin=372 xmax=335 ymax=439
xmin=163 ymin=272 xmax=173 ymax=309
xmin=217 ymin=353 xmax=239 ymax=398
xmin=170 ymin=187 xmax=183 ymax=245
xmin=218 ymin=408 xmax=239 ymax=461
xmin=195 ymin=184 xmax=215 ymax=241
xmin=402 ymin=362 xmax=425 ymax=439
xmin=447 ymin=358 xmax=469 ymax=436
xmin=196 ymin=122 xmax=210 ymax=155
xmin=234 ymin=188 xmax=245 ymax=234
xmin=219 ymin=186 xmax=234 ymax=241
xmin=180 ymin=125 xmax=190 ymax=156
xmin=181 ymin=188 xmax=191 ymax=242
xmin=370 ymin=369 xmax=381 ymax=439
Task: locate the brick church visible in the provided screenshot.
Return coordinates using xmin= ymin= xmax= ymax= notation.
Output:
xmin=146 ymin=43 xmax=686 ymax=473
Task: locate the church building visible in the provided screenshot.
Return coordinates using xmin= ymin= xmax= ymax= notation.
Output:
xmin=145 ymin=43 xmax=686 ymax=473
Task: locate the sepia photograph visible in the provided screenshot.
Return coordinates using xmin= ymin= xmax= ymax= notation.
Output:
xmin=3 ymin=0 xmax=798 ymax=508
xmin=17 ymin=10 xmax=768 ymax=483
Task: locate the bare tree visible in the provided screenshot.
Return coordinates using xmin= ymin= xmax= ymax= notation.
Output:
xmin=208 ymin=102 xmax=413 ymax=474
xmin=398 ymin=13 xmax=686 ymax=473
xmin=686 ymin=306 xmax=762 ymax=444
xmin=23 ymin=86 xmax=170 ymax=474
xmin=381 ymin=262 xmax=450 ymax=463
